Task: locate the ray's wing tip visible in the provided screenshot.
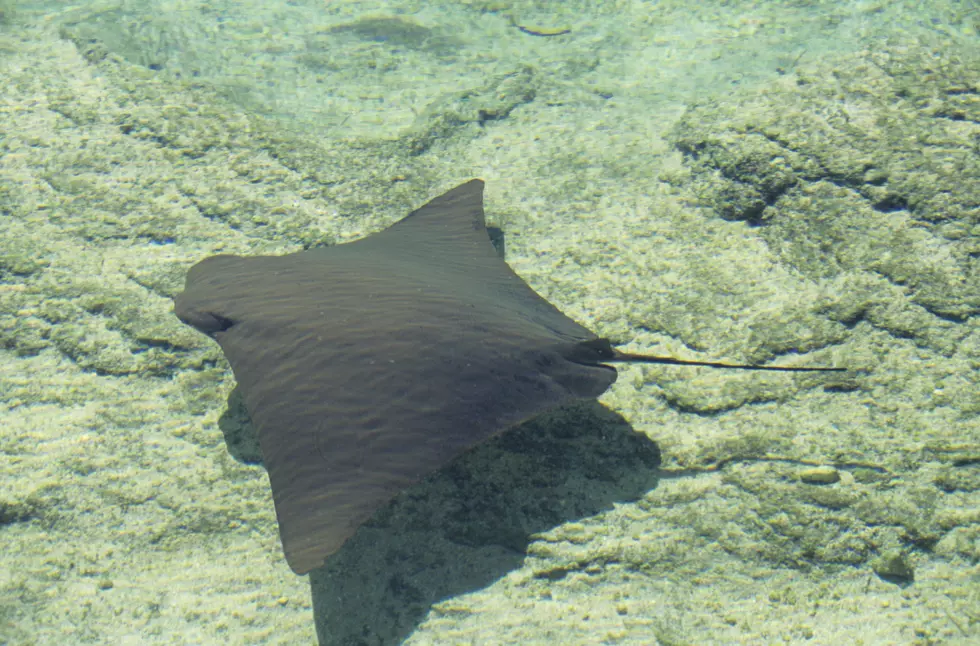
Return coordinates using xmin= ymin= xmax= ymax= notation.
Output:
xmin=286 ymin=555 xmax=316 ymax=576
xmin=283 ymin=539 xmax=329 ymax=575
xmin=450 ymin=177 xmax=485 ymax=200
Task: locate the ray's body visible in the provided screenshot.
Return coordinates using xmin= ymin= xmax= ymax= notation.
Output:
xmin=174 ymin=180 xmax=841 ymax=575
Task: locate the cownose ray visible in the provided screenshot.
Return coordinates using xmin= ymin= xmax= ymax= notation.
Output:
xmin=173 ymin=179 xmax=843 ymax=575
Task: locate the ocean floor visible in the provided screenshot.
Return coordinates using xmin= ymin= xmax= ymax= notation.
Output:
xmin=0 ymin=1 xmax=978 ymax=644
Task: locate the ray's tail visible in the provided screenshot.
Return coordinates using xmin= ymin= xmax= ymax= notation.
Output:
xmin=608 ymin=349 xmax=846 ymax=372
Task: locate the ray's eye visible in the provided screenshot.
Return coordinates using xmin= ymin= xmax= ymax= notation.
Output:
xmin=208 ymin=313 xmax=235 ymax=333
xmin=182 ymin=310 xmax=235 ymax=334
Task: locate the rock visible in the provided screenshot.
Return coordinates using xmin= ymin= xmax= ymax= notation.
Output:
xmin=799 ymin=466 xmax=841 ymax=485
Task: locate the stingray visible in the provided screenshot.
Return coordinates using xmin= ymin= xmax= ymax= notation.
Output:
xmin=174 ymin=179 xmax=842 ymax=575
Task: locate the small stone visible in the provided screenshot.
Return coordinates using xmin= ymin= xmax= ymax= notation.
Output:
xmin=872 ymin=550 xmax=914 ymax=584
xmin=799 ymin=466 xmax=841 ymax=484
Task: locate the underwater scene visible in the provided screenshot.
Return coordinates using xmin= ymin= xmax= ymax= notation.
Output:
xmin=0 ymin=0 xmax=977 ymax=644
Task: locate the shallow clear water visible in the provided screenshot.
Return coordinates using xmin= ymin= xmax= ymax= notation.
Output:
xmin=0 ymin=1 xmax=977 ymax=644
